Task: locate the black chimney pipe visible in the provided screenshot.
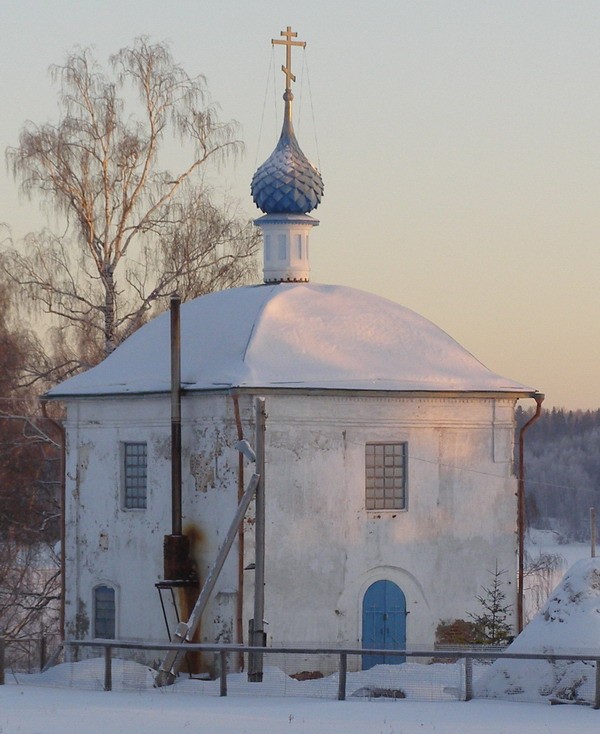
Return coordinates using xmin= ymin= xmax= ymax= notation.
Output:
xmin=171 ymin=293 xmax=182 ymax=536
xmin=164 ymin=293 xmax=191 ymax=581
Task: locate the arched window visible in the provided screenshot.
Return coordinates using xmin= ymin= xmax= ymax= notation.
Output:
xmin=94 ymin=585 xmax=116 ymax=639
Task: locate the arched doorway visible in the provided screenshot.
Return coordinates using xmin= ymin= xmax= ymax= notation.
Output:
xmin=362 ymin=579 xmax=406 ymax=669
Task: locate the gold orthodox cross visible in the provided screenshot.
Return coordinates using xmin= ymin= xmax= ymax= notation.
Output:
xmin=272 ymin=26 xmax=306 ymax=92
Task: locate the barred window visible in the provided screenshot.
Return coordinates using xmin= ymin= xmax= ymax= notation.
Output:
xmin=123 ymin=442 xmax=147 ymax=509
xmin=365 ymin=443 xmax=407 ymax=511
xmin=94 ymin=585 xmax=115 ymax=639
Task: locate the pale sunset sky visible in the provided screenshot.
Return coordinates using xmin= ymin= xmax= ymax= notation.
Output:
xmin=1 ymin=1 xmax=599 ymax=409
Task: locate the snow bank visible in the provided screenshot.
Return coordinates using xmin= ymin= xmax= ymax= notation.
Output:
xmin=18 ymin=659 xmax=461 ymax=702
xmin=16 ymin=657 xmax=156 ymax=691
xmin=476 ymin=558 xmax=600 ymax=704
xmin=193 ymin=662 xmax=463 ymax=701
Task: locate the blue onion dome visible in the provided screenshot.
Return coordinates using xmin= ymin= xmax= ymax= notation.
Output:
xmin=251 ymin=91 xmax=324 ymax=215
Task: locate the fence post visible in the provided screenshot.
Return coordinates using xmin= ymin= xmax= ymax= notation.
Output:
xmin=464 ymin=656 xmax=473 ymax=701
xmin=220 ymin=650 xmax=228 ymax=697
xmin=338 ymin=653 xmax=347 ymax=701
xmin=0 ymin=636 xmax=4 ymax=686
xmin=104 ymin=646 xmax=112 ymax=692
xmin=594 ymin=659 xmax=600 ymax=710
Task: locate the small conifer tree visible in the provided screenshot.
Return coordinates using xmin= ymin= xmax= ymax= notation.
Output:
xmin=468 ymin=563 xmax=513 ymax=645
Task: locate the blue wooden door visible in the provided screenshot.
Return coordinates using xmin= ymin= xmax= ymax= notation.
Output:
xmin=362 ymin=580 xmax=406 ymax=669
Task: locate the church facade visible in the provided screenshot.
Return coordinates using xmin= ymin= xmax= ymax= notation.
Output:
xmin=48 ymin=28 xmax=540 ymax=671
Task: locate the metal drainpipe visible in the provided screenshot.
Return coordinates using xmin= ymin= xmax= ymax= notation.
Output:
xmin=40 ymin=401 xmax=66 ymax=641
xmin=517 ymin=392 xmax=545 ymax=633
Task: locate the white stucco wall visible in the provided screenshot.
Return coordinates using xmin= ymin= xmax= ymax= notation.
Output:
xmin=62 ymin=391 xmax=518 ymax=667
xmin=245 ymin=395 xmax=518 ymax=651
xmin=62 ymin=394 xmax=242 ymax=649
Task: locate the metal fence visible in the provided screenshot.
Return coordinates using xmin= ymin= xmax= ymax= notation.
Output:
xmin=3 ymin=638 xmax=600 ymax=709
xmin=0 ymin=635 xmax=60 ymax=677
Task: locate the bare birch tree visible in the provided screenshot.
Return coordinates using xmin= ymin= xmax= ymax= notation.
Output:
xmin=4 ymin=38 xmax=258 ymax=376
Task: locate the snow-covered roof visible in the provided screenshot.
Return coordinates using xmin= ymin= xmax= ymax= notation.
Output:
xmin=47 ymin=283 xmax=536 ymax=398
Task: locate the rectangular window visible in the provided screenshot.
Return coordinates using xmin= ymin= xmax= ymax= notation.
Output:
xmin=123 ymin=442 xmax=147 ymax=509
xmin=94 ymin=585 xmax=115 ymax=639
xmin=365 ymin=443 xmax=407 ymax=510
xmin=265 ymin=235 xmax=272 ymax=260
xmin=278 ymin=234 xmax=287 ymax=260
xmin=296 ymin=234 xmax=302 ymax=259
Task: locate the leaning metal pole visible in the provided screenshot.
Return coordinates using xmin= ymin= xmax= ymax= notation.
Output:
xmin=249 ymin=397 xmax=266 ymax=681
xmin=155 ymin=473 xmax=261 ymax=686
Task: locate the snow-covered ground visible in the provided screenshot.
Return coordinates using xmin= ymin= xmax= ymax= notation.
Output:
xmin=526 ymin=529 xmax=592 ymax=569
xmin=4 ymin=632 xmax=600 ymax=734
xmin=3 ymin=530 xmax=599 ymax=732
xmin=2 ymin=677 xmax=600 ymax=734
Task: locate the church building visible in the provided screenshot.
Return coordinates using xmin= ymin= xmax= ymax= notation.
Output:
xmin=48 ymin=28 xmax=541 ymax=670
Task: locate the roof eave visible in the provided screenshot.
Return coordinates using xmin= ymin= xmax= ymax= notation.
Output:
xmin=44 ymin=385 xmax=542 ymax=402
